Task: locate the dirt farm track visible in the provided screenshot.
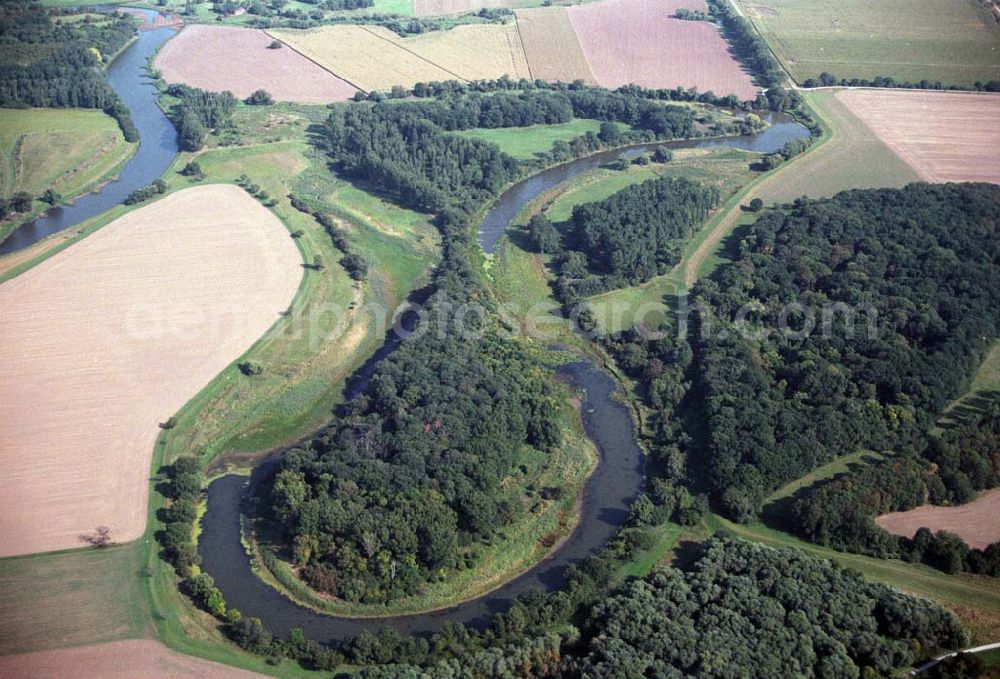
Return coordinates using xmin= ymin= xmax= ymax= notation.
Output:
xmin=0 ymin=185 xmax=302 ymax=557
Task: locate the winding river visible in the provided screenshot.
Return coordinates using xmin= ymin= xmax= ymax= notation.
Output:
xmin=0 ymin=8 xmax=179 ymax=255
xmin=199 ymin=118 xmax=810 ymax=643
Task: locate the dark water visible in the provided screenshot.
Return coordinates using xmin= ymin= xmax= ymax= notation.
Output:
xmin=200 ymin=361 xmax=644 ymax=642
xmin=476 ymin=113 xmax=811 ymax=253
xmin=0 ymin=9 xmax=179 ymax=255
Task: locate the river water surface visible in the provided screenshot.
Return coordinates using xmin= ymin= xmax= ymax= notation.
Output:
xmin=198 ymin=116 xmax=810 ymax=643
xmin=0 ymin=8 xmax=178 ymax=255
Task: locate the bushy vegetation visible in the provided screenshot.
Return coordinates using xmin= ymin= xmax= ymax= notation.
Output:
xmin=123 ymin=178 xmax=166 ymax=205
xmin=166 ymin=84 xmax=237 ymax=151
xmin=157 ymin=456 xmax=203 ymax=577
xmin=692 ymin=183 xmax=1000 ymax=521
xmin=0 ymin=1 xmax=138 ymax=140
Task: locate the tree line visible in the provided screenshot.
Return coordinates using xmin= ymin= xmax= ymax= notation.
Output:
xmin=784 ymin=405 xmax=1000 ymax=576
xmin=0 ymin=1 xmax=139 ymax=140
xmin=803 ymin=71 xmax=1000 ymax=93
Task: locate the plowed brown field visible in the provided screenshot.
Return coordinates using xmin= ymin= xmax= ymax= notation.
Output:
xmin=515 ymin=6 xmax=596 ymax=84
xmin=838 ymin=90 xmax=1000 ymax=184
xmin=154 ymin=25 xmax=358 ymax=103
xmin=876 ymin=489 xmax=1000 ymax=550
xmin=0 ymin=640 xmax=264 ymax=678
xmin=567 ymin=0 xmax=758 ymax=98
xmin=0 ymin=185 xmax=302 ymax=557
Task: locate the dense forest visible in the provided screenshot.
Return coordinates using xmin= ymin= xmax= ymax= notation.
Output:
xmin=0 ymin=1 xmax=138 ymax=139
xmin=691 ymin=183 xmax=1000 ymax=521
xmin=785 ymin=405 xmax=1000 ymax=575
xmin=354 ymin=538 xmax=967 ymax=677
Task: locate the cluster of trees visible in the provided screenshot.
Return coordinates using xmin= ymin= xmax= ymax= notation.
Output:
xmin=802 ymin=71 xmax=1000 ymax=93
xmin=561 ymin=175 xmax=719 ymax=287
xmin=166 ymin=84 xmax=237 ymax=151
xmin=674 ymin=7 xmax=710 ymax=21
xmin=785 ymin=406 xmax=1000 ymax=575
xmin=123 ymin=179 xmax=167 ymax=205
xmin=0 ymin=1 xmax=138 ymax=140
xmin=157 ymin=456 xmax=203 ymax=576
xmin=244 ymin=88 xmax=274 ymax=106
xmin=571 ymin=537 xmax=967 ymax=678
xmin=265 ymin=322 xmax=562 ymax=603
xmin=289 ymin=193 xmax=368 ymax=280
xmin=0 ymin=191 xmax=35 ymax=220
xmin=760 ymin=135 xmax=813 ymax=170
xmin=707 ymin=0 xmax=785 ymax=87
xmin=238 ymin=7 xmax=505 ymax=36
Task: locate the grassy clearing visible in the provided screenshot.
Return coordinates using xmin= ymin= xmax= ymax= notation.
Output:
xmin=734 ymin=0 xmax=1000 ymax=87
xmin=619 ymin=522 xmax=684 ymax=580
xmin=0 ymin=542 xmax=151 ymax=656
xmin=255 ymin=396 xmax=597 ymax=617
xmin=0 ymin=108 xmax=136 ymax=242
xmin=455 ymin=119 xmax=603 ymax=160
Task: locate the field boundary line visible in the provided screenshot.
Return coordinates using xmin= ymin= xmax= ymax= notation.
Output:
xmin=359 ymin=26 xmax=469 ymax=84
xmin=263 ymin=31 xmax=369 ymax=95
xmin=512 ymin=16 xmax=533 ymax=80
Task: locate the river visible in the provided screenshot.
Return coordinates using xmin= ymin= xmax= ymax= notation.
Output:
xmin=0 ymin=8 xmax=179 ymax=255
xmin=198 ymin=116 xmax=810 ymax=643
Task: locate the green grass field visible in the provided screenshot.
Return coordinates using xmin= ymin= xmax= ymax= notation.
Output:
xmin=735 ymin=0 xmax=1000 ymax=86
xmin=0 ymin=108 xmax=136 ymax=240
xmin=455 ymin=119 xmax=605 ymax=160
xmin=940 ymin=339 xmax=1000 ymax=428
xmin=764 ymin=450 xmax=886 ymax=505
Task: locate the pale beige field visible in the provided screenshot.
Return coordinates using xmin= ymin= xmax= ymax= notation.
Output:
xmin=515 ymin=6 xmax=596 ymax=84
xmin=0 ymin=639 xmax=264 ymax=678
xmin=876 ymin=488 xmax=1000 ymax=550
xmin=838 ymin=90 xmax=1000 ymax=184
xmin=0 ymin=184 xmax=302 ymax=557
xmin=154 ymin=25 xmax=358 ymax=103
xmin=270 ymin=23 xmax=529 ymax=92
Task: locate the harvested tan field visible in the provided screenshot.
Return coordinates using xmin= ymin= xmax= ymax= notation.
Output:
xmin=876 ymin=489 xmax=1000 ymax=550
xmin=515 ymin=7 xmax=595 ymax=84
xmin=0 ymin=639 xmax=264 ymax=678
xmin=838 ymin=90 xmax=1000 ymax=184
xmin=154 ymin=25 xmax=358 ymax=103
xmin=414 ymin=0 xmax=516 ymax=17
xmin=0 ymin=185 xmax=302 ymax=557
xmin=567 ymin=0 xmax=758 ymax=98
xmin=270 ymin=24 xmax=529 ymax=92
xmin=391 ymin=23 xmax=529 ymax=81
